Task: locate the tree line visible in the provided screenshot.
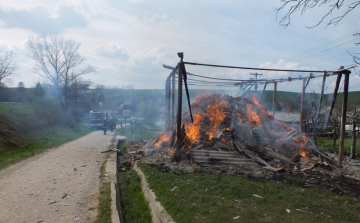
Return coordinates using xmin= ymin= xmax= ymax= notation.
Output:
xmin=0 ymin=34 xmax=95 ymax=112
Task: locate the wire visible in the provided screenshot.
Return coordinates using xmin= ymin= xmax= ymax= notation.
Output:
xmin=263 ymin=29 xmax=360 ymax=69
xmin=184 ymin=62 xmax=336 ymax=73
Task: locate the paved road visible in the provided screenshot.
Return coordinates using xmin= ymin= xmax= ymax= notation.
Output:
xmin=0 ymin=130 xmax=115 ymax=223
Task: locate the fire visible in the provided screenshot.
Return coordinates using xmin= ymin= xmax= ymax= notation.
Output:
xmin=207 ymin=96 xmax=228 ymax=140
xmin=252 ymin=95 xmax=269 ymax=116
xmin=186 ymin=112 xmax=204 ymax=144
xmin=300 ymin=151 xmax=306 ymax=158
xmin=302 ymin=135 xmax=307 ymax=142
xmin=238 ymin=116 xmax=243 ymax=123
xmin=154 ymin=133 xmax=170 ymax=147
xmin=276 ymin=119 xmax=295 ymax=131
xmin=246 ymin=104 xmax=262 ymax=127
xmin=192 ymin=94 xmax=207 ymax=105
xmin=294 ymin=135 xmax=307 ymax=147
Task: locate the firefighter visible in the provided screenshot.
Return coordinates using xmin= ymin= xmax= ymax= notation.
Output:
xmin=109 ymin=117 xmax=116 ymax=132
xmin=103 ymin=120 xmax=108 ymax=135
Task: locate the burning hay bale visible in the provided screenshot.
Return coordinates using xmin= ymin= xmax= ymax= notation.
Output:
xmin=143 ymin=94 xmax=332 ymax=172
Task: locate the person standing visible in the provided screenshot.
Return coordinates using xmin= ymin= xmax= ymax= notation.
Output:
xmin=103 ymin=120 xmax=108 ymax=135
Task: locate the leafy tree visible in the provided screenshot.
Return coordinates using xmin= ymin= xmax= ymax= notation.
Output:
xmin=27 ymin=34 xmax=95 ymax=110
xmin=0 ymin=51 xmax=18 ymax=86
xmin=17 ymin=82 xmax=25 ymax=91
xmin=34 ymin=82 xmax=45 ymax=99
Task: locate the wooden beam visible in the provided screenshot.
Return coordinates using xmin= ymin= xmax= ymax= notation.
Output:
xmin=312 ymin=71 xmax=327 ymax=146
xmin=324 ymin=73 xmax=342 ymax=130
xmin=167 ymin=77 xmax=171 ymax=131
xmin=259 ymin=82 xmax=267 ymax=102
xmin=171 ymin=71 xmax=175 ymax=130
xmin=339 ymin=71 xmax=350 ymax=167
xmin=272 ymin=82 xmax=277 ymax=116
xmin=165 ymin=77 xmax=169 ymax=131
xmin=175 ymin=59 xmax=184 ymax=162
xmin=300 ymin=79 xmax=306 ymax=132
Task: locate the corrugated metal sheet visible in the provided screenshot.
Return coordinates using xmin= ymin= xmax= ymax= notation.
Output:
xmin=189 ymin=150 xmax=259 ymax=167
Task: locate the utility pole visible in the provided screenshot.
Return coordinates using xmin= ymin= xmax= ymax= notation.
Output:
xmin=250 ymin=72 xmax=263 ymax=91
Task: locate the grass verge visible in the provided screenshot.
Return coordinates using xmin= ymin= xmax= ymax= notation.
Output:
xmin=140 ymin=163 xmax=360 ymax=223
xmin=0 ymin=125 xmax=91 ymax=170
xmin=118 ymin=170 xmax=152 ymax=223
xmin=94 ymin=159 xmax=112 ymax=223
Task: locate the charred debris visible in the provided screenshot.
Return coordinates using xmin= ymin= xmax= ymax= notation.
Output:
xmin=119 ymin=95 xmax=357 ymax=193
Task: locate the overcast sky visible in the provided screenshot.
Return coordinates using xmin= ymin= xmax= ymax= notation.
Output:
xmin=0 ymin=0 xmax=359 ymax=94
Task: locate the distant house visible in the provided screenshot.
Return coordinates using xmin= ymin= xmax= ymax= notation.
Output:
xmin=118 ymin=100 xmax=132 ymax=117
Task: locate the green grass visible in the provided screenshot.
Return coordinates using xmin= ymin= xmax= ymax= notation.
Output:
xmin=94 ymin=159 xmax=112 ymax=223
xmin=317 ymin=136 xmax=360 ymax=155
xmin=140 ymin=163 xmax=360 ymax=223
xmin=0 ymin=102 xmax=39 ymax=113
xmin=117 ymin=125 xmax=161 ymax=141
xmin=0 ymin=125 xmax=90 ymax=170
xmin=118 ymin=170 xmax=152 ymax=223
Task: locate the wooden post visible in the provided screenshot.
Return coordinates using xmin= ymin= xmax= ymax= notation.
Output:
xmin=313 ymin=71 xmax=327 ymax=145
xmin=324 ymin=73 xmax=342 ymax=130
xmin=300 ymin=78 xmax=306 ymax=132
xmin=339 ymin=71 xmax=350 ymax=168
xmin=171 ymin=72 xmax=175 ymax=130
xmin=350 ymin=117 xmax=356 ymax=159
xmin=259 ymin=82 xmax=267 ymax=102
xmin=333 ymin=119 xmax=338 ymax=153
xmin=272 ymin=82 xmax=277 ymax=116
xmin=167 ymin=76 xmax=171 ymax=131
xmin=175 ymin=57 xmax=184 ymax=161
xmin=317 ymin=71 xmax=327 ymax=121
xmin=165 ymin=77 xmax=169 ymax=131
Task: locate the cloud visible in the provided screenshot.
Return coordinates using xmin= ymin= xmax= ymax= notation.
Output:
xmin=95 ymin=43 xmax=129 ymax=60
xmin=0 ymin=5 xmax=87 ymax=33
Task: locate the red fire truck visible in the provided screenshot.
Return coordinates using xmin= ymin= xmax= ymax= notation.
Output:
xmin=89 ymin=111 xmax=109 ymax=129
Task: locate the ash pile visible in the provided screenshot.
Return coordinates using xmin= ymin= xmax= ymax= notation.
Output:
xmin=132 ymin=94 xmax=335 ymax=173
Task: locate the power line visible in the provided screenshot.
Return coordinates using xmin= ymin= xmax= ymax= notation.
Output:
xmin=184 ymin=62 xmax=336 ymax=73
xmin=263 ymin=29 xmax=360 ymax=69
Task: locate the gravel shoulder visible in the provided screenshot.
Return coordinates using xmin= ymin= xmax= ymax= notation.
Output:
xmin=0 ymin=130 xmax=115 ymax=223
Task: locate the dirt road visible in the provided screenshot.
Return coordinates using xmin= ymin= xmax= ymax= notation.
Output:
xmin=0 ymin=130 xmax=115 ymax=223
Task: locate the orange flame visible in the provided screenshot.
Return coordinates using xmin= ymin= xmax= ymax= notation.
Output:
xmin=294 ymin=136 xmax=306 ymax=147
xmin=154 ymin=133 xmax=170 ymax=147
xmin=192 ymin=94 xmax=207 ymax=105
xmin=238 ymin=116 xmax=243 ymax=123
xmin=276 ymin=119 xmax=295 ymax=131
xmin=252 ymin=95 xmax=269 ymax=116
xmin=246 ymin=104 xmax=262 ymax=127
xmin=186 ymin=112 xmax=204 ymax=144
xmin=300 ymin=151 xmax=306 ymax=158
xmin=207 ymin=96 xmax=228 ymax=140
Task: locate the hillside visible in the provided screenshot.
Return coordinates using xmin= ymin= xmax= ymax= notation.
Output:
xmin=0 ymin=102 xmax=89 ymax=169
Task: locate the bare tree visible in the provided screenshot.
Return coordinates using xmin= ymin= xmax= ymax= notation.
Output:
xmin=276 ymin=0 xmax=360 ymax=28
xmin=0 ymin=51 xmax=18 ymax=86
xmin=27 ymin=34 xmax=95 ymax=110
xmin=276 ymin=1 xmax=360 ymax=73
